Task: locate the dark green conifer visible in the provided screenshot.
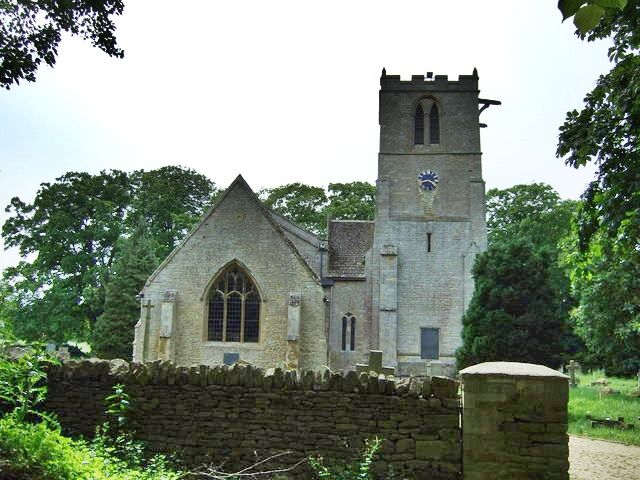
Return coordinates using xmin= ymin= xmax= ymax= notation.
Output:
xmin=93 ymin=225 xmax=158 ymax=359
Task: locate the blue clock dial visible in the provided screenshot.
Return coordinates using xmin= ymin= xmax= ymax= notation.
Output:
xmin=418 ymin=170 xmax=439 ymax=191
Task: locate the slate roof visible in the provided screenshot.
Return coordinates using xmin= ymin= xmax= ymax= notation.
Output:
xmin=327 ymin=220 xmax=374 ymax=279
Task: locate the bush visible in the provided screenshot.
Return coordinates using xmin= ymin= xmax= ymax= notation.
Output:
xmin=0 ymin=415 xmax=180 ymax=480
xmin=0 ymin=347 xmax=58 ymax=423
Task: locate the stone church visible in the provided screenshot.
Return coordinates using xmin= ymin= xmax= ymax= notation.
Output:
xmin=133 ymin=69 xmax=491 ymax=376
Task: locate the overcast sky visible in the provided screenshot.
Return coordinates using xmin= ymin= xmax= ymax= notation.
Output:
xmin=0 ymin=1 xmax=612 ymax=271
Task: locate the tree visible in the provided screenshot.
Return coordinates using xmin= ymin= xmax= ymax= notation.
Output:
xmin=129 ymin=166 xmax=217 ymax=259
xmin=0 ymin=280 xmax=17 ymax=343
xmin=486 ymin=183 xmax=576 ymax=248
xmin=560 ymin=228 xmax=640 ymax=376
xmin=458 ymin=184 xmax=581 ymax=369
xmin=260 ymin=181 xmax=376 ymax=236
xmin=260 ymin=183 xmax=328 ymax=235
xmin=326 ymin=181 xmax=375 ymax=222
xmin=3 ymin=170 xmax=131 ymax=342
xmin=0 ymin=0 xmax=124 ymax=89
xmin=558 ymin=0 xmax=629 ymax=34
xmin=92 ymin=224 xmax=158 ymax=360
xmin=2 ymin=167 xmax=216 ymax=344
xmin=456 ymin=239 xmax=567 ymax=370
xmin=556 ymin=0 xmax=640 ymax=375
xmin=557 ymin=0 xmax=640 ymax=254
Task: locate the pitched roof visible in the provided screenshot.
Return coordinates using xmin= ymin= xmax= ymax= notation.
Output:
xmin=327 ymin=219 xmax=374 ymax=279
xmin=144 ymin=175 xmax=321 ymax=287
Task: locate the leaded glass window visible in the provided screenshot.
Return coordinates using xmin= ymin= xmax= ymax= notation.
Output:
xmin=207 ymin=266 xmax=261 ymax=342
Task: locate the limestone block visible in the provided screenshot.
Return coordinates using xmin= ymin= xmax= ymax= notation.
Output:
xmin=432 ymin=376 xmax=459 ymax=399
xmin=415 ymin=440 xmax=449 ymax=460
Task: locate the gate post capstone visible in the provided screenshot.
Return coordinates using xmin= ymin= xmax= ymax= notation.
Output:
xmin=460 ymin=362 xmax=569 ymax=480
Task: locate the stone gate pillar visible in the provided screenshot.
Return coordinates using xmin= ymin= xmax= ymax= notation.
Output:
xmin=460 ymin=362 xmax=569 ymax=480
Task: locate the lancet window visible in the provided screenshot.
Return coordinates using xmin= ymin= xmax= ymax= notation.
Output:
xmin=341 ymin=313 xmax=356 ymax=351
xmin=414 ymin=104 xmax=425 ymax=145
xmin=429 ymin=104 xmax=440 ymax=144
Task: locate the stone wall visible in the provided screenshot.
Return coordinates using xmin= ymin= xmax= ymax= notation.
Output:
xmin=461 ymin=362 xmax=569 ymax=480
xmin=43 ymin=360 xmax=570 ymax=480
xmin=44 ymin=360 xmax=462 ymax=479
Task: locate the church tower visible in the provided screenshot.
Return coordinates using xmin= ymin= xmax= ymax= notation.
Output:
xmin=370 ymin=69 xmax=490 ymax=374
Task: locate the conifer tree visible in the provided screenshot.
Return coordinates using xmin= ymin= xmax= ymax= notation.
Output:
xmin=456 ymin=239 xmax=566 ymax=370
xmin=93 ymin=225 xmax=158 ymax=359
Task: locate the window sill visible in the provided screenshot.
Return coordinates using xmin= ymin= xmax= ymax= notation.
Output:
xmin=202 ymin=341 xmax=263 ymax=349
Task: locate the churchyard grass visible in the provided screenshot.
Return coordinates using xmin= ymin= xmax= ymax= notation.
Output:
xmin=568 ymin=370 xmax=640 ymax=445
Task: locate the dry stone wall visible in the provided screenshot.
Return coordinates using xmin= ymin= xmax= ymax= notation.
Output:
xmin=44 ymin=360 xmax=462 ymax=480
xmin=460 ymin=362 xmax=570 ymax=480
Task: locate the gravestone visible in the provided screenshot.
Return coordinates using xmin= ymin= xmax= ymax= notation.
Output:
xmin=567 ymin=360 xmax=580 ymax=388
xmin=355 ymin=350 xmax=395 ymax=376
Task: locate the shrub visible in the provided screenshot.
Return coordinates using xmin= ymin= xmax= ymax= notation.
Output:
xmin=0 ymin=415 xmax=181 ymax=480
xmin=309 ymin=437 xmax=382 ymax=480
xmin=0 ymin=347 xmax=58 ymax=423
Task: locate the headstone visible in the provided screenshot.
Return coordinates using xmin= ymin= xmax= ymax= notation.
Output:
xmin=567 ymin=360 xmax=580 ymax=388
xmin=355 ymin=350 xmax=395 ymax=376
xmin=223 ymin=352 xmax=239 ymax=365
xmin=45 ymin=342 xmax=57 ymax=353
xmin=57 ymin=346 xmax=69 ymax=360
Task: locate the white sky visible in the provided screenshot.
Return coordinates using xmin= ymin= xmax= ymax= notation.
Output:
xmin=0 ymin=1 xmax=612 ymax=272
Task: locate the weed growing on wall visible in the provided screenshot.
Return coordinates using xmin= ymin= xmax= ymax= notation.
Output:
xmin=0 ymin=347 xmax=58 ymax=423
xmin=309 ymin=437 xmax=382 ymax=480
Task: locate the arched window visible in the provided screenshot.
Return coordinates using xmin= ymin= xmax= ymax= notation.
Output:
xmin=429 ymin=104 xmax=440 ymax=145
xmin=350 ymin=316 xmax=356 ymax=351
xmin=341 ymin=316 xmax=347 ymax=351
xmin=207 ymin=265 xmax=260 ymax=342
xmin=341 ymin=313 xmax=356 ymax=351
xmin=414 ymin=104 xmax=424 ymax=145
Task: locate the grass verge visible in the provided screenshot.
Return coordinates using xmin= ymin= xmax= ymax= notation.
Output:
xmin=568 ymin=370 xmax=640 ymax=445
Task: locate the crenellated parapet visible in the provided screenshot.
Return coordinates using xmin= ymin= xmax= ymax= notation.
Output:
xmin=380 ymin=69 xmax=479 ymax=91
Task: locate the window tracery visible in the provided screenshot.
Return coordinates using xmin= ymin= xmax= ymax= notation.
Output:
xmin=207 ymin=266 xmax=260 ymax=342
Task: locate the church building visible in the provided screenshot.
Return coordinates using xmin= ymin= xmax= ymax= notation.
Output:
xmin=133 ymin=69 xmax=491 ymax=376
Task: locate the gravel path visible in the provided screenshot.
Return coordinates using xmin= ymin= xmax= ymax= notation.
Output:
xmin=569 ymin=435 xmax=640 ymax=480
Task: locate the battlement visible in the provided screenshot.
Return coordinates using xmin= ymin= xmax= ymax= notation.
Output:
xmin=380 ymin=68 xmax=479 ymax=91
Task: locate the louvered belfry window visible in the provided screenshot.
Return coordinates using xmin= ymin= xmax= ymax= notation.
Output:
xmin=429 ymin=104 xmax=440 ymax=144
xmin=414 ymin=104 xmax=424 ymax=145
xmin=207 ymin=266 xmax=260 ymax=342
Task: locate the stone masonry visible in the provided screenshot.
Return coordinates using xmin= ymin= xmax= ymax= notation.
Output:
xmin=460 ymin=362 xmax=570 ymax=480
xmin=45 ymin=360 xmax=462 ymax=480
xmin=44 ymin=360 xmax=570 ymax=480
xmin=134 ymin=70 xmax=491 ymax=375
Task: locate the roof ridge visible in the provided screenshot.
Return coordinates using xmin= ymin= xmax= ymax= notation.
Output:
xmin=144 ymin=175 xmax=320 ymax=287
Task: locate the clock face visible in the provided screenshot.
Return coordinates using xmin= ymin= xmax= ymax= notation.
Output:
xmin=418 ymin=170 xmax=439 ymax=191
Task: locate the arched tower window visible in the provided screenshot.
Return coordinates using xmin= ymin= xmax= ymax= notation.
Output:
xmin=429 ymin=104 xmax=440 ymax=145
xmin=207 ymin=265 xmax=260 ymax=342
xmin=341 ymin=313 xmax=356 ymax=351
xmin=414 ymin=104 xmax=424 ymax=145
